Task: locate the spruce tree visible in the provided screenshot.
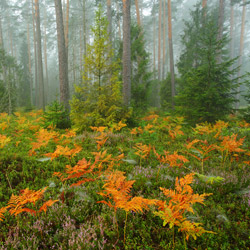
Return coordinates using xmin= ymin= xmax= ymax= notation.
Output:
xmin=176 ymin=4 xmax=238 ymax=125
xmin=70 ymin=5 xmax=127 ymax=131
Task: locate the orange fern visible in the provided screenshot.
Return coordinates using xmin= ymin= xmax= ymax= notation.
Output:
xmin=98 ymin=171 xmax=158 ymax=243
xmin=154 ymin=148 xmax=189 ymax=168
xmin=45 ymin=144 xmax=82 ymax=160
xmin=186 ymin=139 xmax=216 ymax=173
xmin=134 ymin=143 xmax=151 ymax=160
xmin=0 ymin=134 xmax=11 ymax=148
xmin=0 ymin=207 xmax=7 ymax=221
xmin=6 ymin=187 xmax=58 ymax=217
xmin=155 ymin=174 xmax=213 ymax=241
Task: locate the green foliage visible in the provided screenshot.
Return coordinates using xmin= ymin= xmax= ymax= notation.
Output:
xmin=160 ymin=73 xmax=180 ymax=111
xmin=18 ymin=39 xmax=32 ymax=109
xmin=0 ymin=48 xmax=18 ymax=114
xmin=176 ymin=5 xmax=238 ymax=125
xmin=43 ymin=100 xmax=71 ymax=129
xmin=130 ymin=24 xmax=152 ymax=111
xmin=70 ymin=5 xmax=129 ymax=132
xmin=240 ymin=77 xmax=250 ymax=122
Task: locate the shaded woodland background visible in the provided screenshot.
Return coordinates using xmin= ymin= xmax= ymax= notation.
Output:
xmin=0 ymin=0 xmax=250 ymax=126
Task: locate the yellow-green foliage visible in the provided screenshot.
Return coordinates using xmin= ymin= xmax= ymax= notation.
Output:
xmin=70 ymin=6 xmax=130 ymax=132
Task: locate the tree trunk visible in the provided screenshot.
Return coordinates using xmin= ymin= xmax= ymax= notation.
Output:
xmin=236 ymin=0 xmax=246 ymax=110
xmin=216 ymin=0 xmax=225 ymax=63
xmin=83 ymin=0 xmax=87 ymax=59
xmin=0 ymin=13 xmax=3 ymax=48
xmin=107 ymin=0 xmax=112 ymax=43
xmin=202 ymin=0 xmax=207 ymax=17
xmin=8 ymin=22 xmax=14 ymax=57
xmin=7 ymin=67 xmax=12 ymax=115
xmin=230 ymin=0 xmax=234 ymax=61
xmin=65 ymin=0 xmax=69 ymax=57
xmin=116 ymin=2 xmax=122 ymax=41
xmin=153 ymin=0 xmax=156 ymax=80
xmin=168 ymin=0 xmax=175 ymax=108
xmin=158 ymin=0 xmax=162 ymax=82
xmin=32 ymin=0 xmax=38 ymax=107
xmin=54 ymin=0 xmax=70 ymax=111
xmin=34 ymin=0 xmax=45 ymax=110
xmin=135 ymin=0 xmax=141 ymax=26
xmin=162 ymin=0 xmax=166 ymax=79
xmin=43 ymin=7 xmax=49 ymax=106
xmin=202 ymin=0 xmax=207 ymax=8
xmin=27 ymin=21 xmax=33 ymax=106
xmin=122 ymin=0 xmax=131 ymax=106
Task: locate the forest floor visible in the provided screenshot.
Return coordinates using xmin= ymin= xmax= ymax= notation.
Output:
xmin=0 ymin=110 xmax=250 ymax=249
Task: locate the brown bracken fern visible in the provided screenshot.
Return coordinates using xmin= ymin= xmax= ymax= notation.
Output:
xmin=154 ymin=173 xmax=214 ymax=243
xmin=98 ymin=170 xmax=157 ymax=244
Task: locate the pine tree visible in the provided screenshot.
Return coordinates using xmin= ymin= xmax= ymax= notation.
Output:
xmin=70 ymin=5 xmax=128 ymax=132
xmin=176 ymin=4 xmax=238 ymax=125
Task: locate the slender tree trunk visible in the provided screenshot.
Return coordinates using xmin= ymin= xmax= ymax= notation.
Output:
xmin=107 ymin=0 xmax=112 ymax=79
xmin=65 ymin=0 xmax=69 ymax=58
xmin=153 ymin=0 xmax=156 ymax=80
xmin=43 ymin=7 xmax=49 ymax=106
xmin=107 ymin=0 xmax=112 ymax=43
xmin=135 ymin=0 xmax=141 ymax=26
xmin=8 ymin=22 xmax=14 ymax=57
xmin=230 ymin=0 xmax=234 ymax=61
xmin=162 ymin=0 xmax=166 ymax=80
xmin=202 ymin=0 xmax=207 ymax=18
xmin=168 ymin=0 xmax=175 ymax=108
xmin=80 ymin=24 xmax=83 ymax=72
xmin=0 ymin=14 xmax=3 ymax=48
xmin=116 ymin=2 xmax=122 ymax=41
xmin=83 ymin=0 xmax=87 ymax=59
xmin=216 ymin=0 xmax=225 ymax=63
xmin=27 ymin=21 xmax=33 ymax=106
xmin=7 ymin=67 xmax=12 ymax=115
xmin=54 ymin=0 xmax=70 ymax=111
xmin=158 ymin=0 xmax=162 ymax=82
xmin=122 ymin=0 xmax=131 ymax=106
xmin=32 ymin=0 xmax=38 ymax=107
xmin=34 ymin=0 xmax=45 ymax=110
xmin=236 ymin=0 xmax=246 ymax=110
xmin=202 ymin=0 xmax=207 ymax=8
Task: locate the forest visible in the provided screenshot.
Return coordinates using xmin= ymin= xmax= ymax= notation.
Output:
xmin=0 ymin=0 xmax=250 ymax=249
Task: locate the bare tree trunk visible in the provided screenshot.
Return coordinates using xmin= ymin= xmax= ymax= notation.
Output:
xmin=158 ymin=0 xmax=162 ymax=82
xmin=0 ymin=14 xmax=3 ymax=48
xmin=7 ymin=67 xmax=12 ymax=115
xmin=168 ymin=0 xmax=175 ymax=109
xmin=107 ymin=0 xmax=112 ymax=43
xmin=162 ymin=0 xmax=166 ymax=80
xmin=153 ymin=0 xmax=156 ymax=80
xmin=27 ymin=21 xmax=33 ymax=106
xmin=8 ymin=22 xmax=14 ymax=57
xmin=135 ymin=0 xmax=141 ymax=26
xmin=202 ymin=0 xmax=207 ymax=8
xmin=54 ymin=0 xmax=70 ymax=111
xmin=65 ymin=0 xmax=69 ymax=57
xmin=34 ymin=0 xmax=45 ymax=110
xmin=230 ymin=0 xmax=234 ymax=61
xmin=122 ymin=0 xmax=131 ymax=106
xmin=83 ymin=0 xmax=87 ymax=59
xmin=236 ymin=0 xmax=246 ymax=110
xmin=202 ymin=0 xmax=207 ymax=17
xmin=116 ymin=2 xmax=122 ymax=41
xmin=32 ymin=0 xmax=38 ymax=107
xmin=216 ymin=0 xmax=225 ymax=63
xmin=43 ymin=7 xmax=49 ymax=106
